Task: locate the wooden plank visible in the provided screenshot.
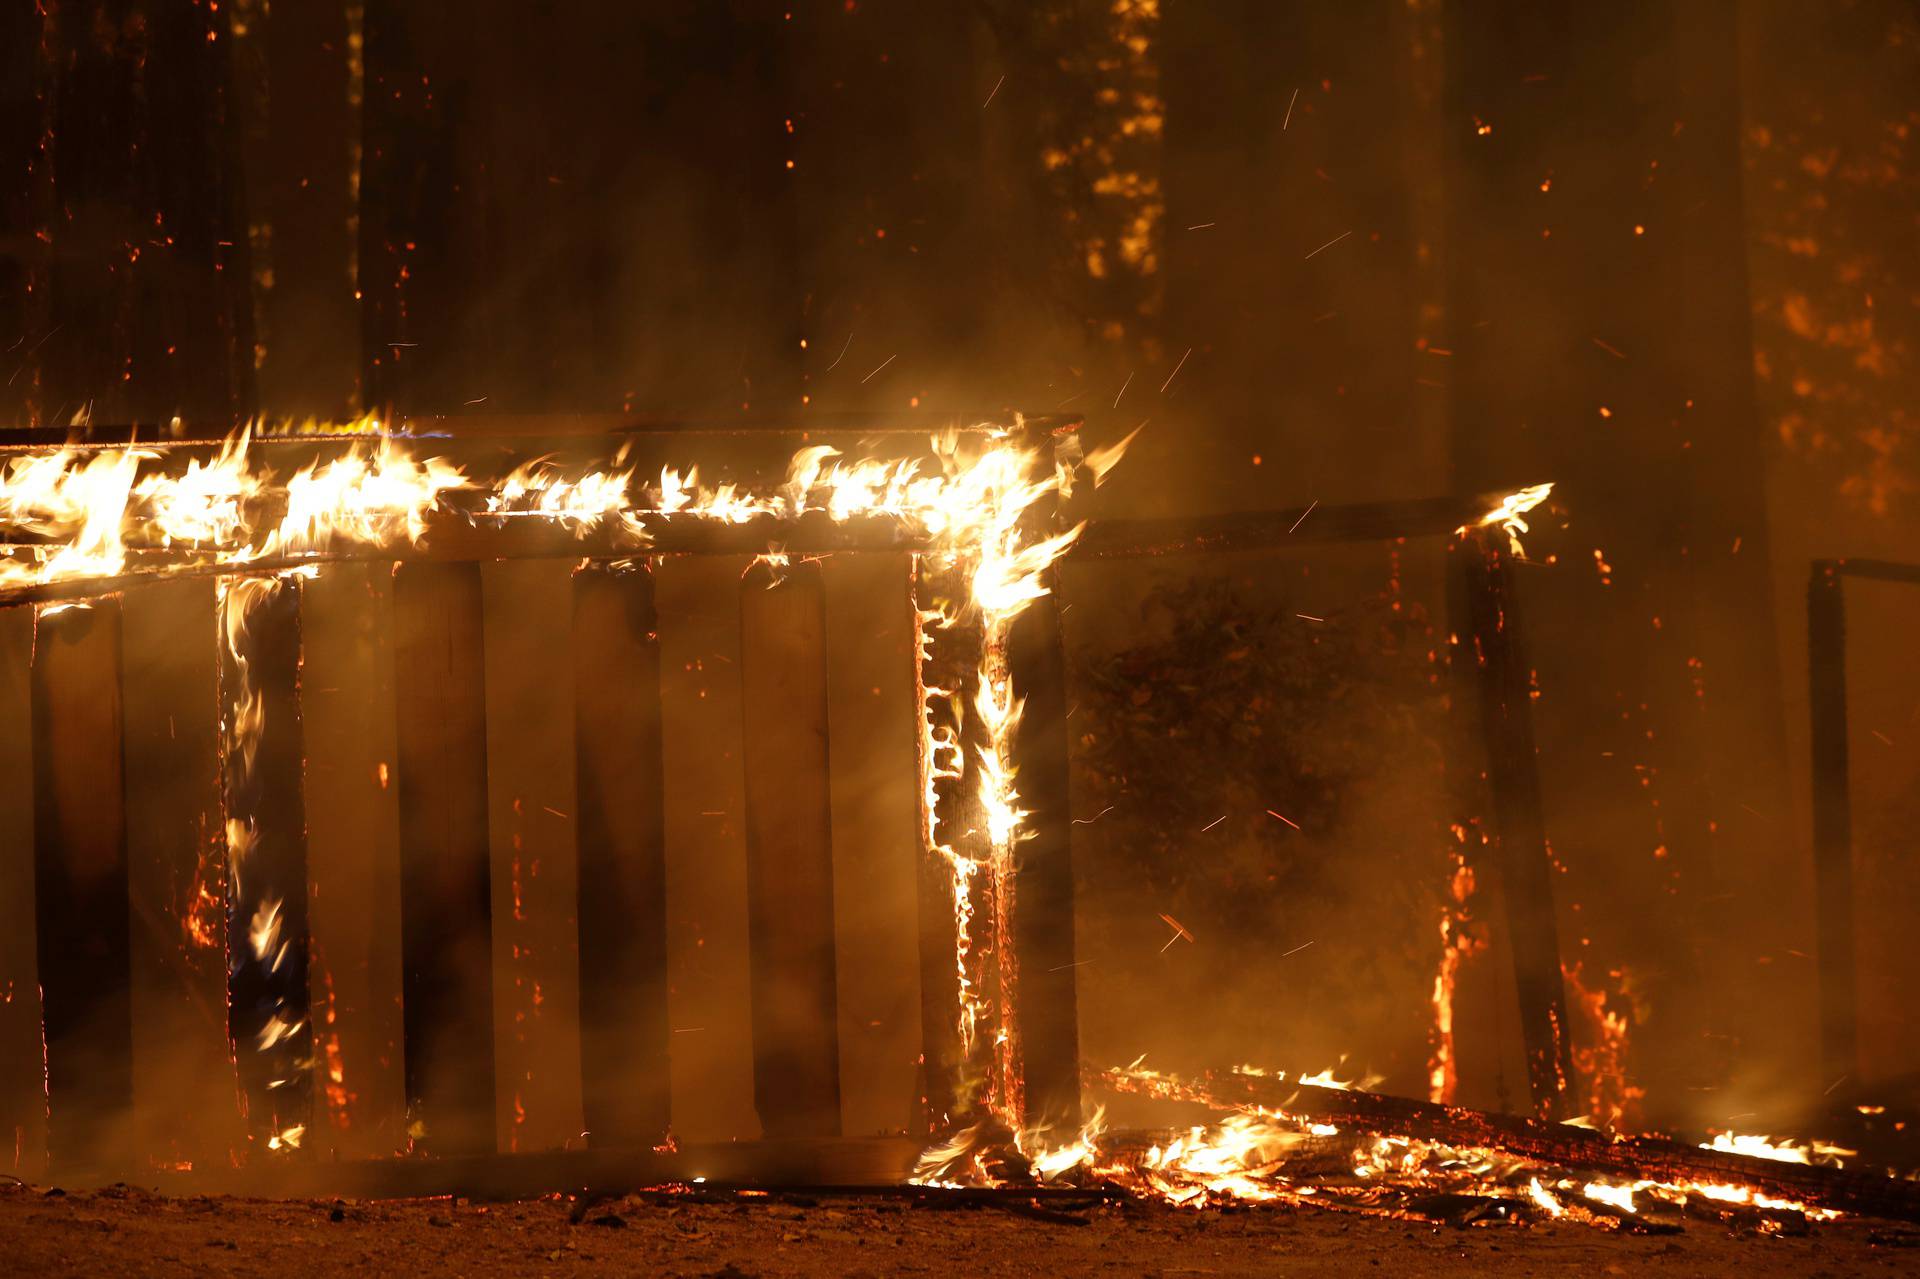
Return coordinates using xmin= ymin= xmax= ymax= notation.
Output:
xmin=1007 ymin=591 xmax=1080 ymax=1134
xmin=301 ymin=562 xmax=407 ymax=1158
xmin=572 ymin=562 xmax=671 ymax=1149
xmin=31 ymin=599 xmax=132 ymax=1176
xmin=0 ymin=606 xmax=44 ymax=1177
xmin=738 ymin=559 xmax=841 ymax=1139
xmin=1807 ymin=561 xmax=1855 ymax=1095
xmin=821 ymin=555 xmax=921 ymax=1138
xmin=654 ymin=556 xmax=757 ymax=1143
xmin=120 ymin=579 xmax=239 ymax=1171
xmin=907 ymin=556 xmax=983 ymax=1134
xmin=481 ymin=559 xmax=583 ymax=1154
xmin=1460 ymin=540 xmax=1572 ymax=1119
xmin=218 ymin=575 xmax=314 ymax=1152
xmin=392 ymin=561 xmax=495 ymax=1155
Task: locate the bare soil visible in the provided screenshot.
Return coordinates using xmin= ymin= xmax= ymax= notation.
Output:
xmin=2 ymin=1180 xmax=1918 ymax=1277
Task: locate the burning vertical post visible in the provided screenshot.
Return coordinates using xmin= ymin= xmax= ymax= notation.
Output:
xmin=909 ymin=556 xmax=987 ymax=1136
xmin=392 ymin=561 xmax=497 ymax=1155
xmin=1461 ymin=536 xmax=1573 ymax=1120
xmin=31 ymin=600 xmax=133 ymax=1175
xmin=738 ymin=557 xmax=842 ymax=1139
xmin=1807 ymin=560 xmax=1855 ymax=1097
xmin=1007 ymin=428 xmax=1081 ymax=1135
xmin=572 ymin=562 xmax=672 ymax=1148
xmin=218 ymin=574 xmax=314 ymax=1153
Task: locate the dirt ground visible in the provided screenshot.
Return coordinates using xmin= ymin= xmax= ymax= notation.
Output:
xmin=2 ymin=1180 xmax=1917 ymax=1277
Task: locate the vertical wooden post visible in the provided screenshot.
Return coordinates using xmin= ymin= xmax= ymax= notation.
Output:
xmin=820 ymin=554 xmax=923 ymax=1139
xmin=654 ymin=557 xmax=756 ymax=1142
xmin=1461 ymin=538 xmax=1573 ymax=1120
xmin=392 ymin=561 xmax=495 ymax=1155
xmin=1008 ymin=590 xmax=1080 ymax=1134
xmin=218 ymin=575 xmax=314 ymax=1152
xmin=907 ymin=557 xmax=982 ymax=1135
xmin=738 ymin=559 xmax=841 ymax=1139
xmin=481 ymin=559 xmax=583 ymax=1154
xmin=122 ymin=580 xmax=240 ymax=1169
xmin=301 ymin=563 xmax=408 ymax=1158
xmin=1807 ymin=560 xmax=1855 ymax=1096
xmin=573 ymin=562 xmax=671 ymax=1149
xmin=0 ymin=606 xmax=44 ymax=1177
xmin=32 ymin=600 xmax=133 ymax=1176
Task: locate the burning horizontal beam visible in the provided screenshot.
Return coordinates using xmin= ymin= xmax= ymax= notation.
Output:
xmin=0 ymin=489 xmax=1552 ymax=612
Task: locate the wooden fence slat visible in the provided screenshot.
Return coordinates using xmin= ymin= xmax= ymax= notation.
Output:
xmin=655 ymin=556 xmax=757 ymax=1142
xmin=738 ymin=559 xmax=841 ymax=1139
xmin=907 ymin=557 xmax=981 ymax=1135
xmin=821 ymin=555 xmax=921 ymax=1138
xmin=0 ymin=607 xmax=44 ymax=1177
xmin=218 ymin=576 xmax=314 ymax=1152
xmin=122 ymin=580 xmax=240 ymax=1170
xmin=393 ymin=561 xmax=496 ymax=1155
xmin=31 ymin=600 xmax=132 ymax=1176
xmin=1007 ymin=591 xmax=1081 ymax=1134
xmin=301 ymin=563 xmax=408 ymax=1158
xmin=481 ymin=559 xmax=583 ymax=1154
xmin=572 ymin=563 xmax=671 ymax=1148
xmin=1461 ymin=540 xmax=1573 ymax=1120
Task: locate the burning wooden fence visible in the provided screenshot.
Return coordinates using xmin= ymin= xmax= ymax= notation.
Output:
xmin=0 ymin=413 xmax=1570 ymax=1197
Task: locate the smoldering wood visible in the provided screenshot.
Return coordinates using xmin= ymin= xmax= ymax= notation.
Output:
xmin=218 ymin=575 xmax=315 ymax=1149
xmin=571 ymin=562 xmax=672 ymax=1149
xmin=1118 ymin=1068 xmax=1920 ymax=1226
xmin=738 ymin=558 xmax=843 ymax=1139
xmin=0 ymin=606 xmax=43 ymax=1177
xmin=31 ymin=599 xmax=133 ymax=1176
xmin=1806 ymin=560 xmax=1855 ymax=1096
xmin=392 ymin=560 xmax=497 ymax=1155
xmin=120 ymin=579 xmax=241 ymax=1168
xmin=299 ymin=563 xmax=409 ymax=1158
xmin=480 ymin=559 xmax=585 ymax=1153
xmin=1460 ymin=536 xmax=1574 ymax=1120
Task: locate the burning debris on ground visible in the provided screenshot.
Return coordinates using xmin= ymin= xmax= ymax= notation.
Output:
xmin=5 ymin=4 xmax=1920 ymax=1277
